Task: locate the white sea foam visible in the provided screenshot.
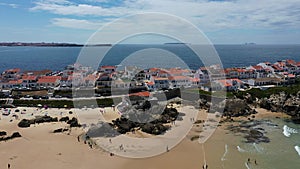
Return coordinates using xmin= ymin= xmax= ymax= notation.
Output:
xmin=245 ymin=162 xmax=251 ymax=169
xmin=221 ymin=144 xmax=228 ymax=161
xmin=283 ymin=125 xmax=298 ymax=137
xmin=253 ymin=143 xmax=263 ymax=153
xmin=295 ymin=146 xmax=300 ymax=156
xmin=237 ymin=146 xmax=246 ymax=153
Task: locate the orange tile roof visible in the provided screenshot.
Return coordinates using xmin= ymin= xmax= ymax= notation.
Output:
xmin=252 ymin=65 xmax=264 ymax=70
xmin=5 ymin=68 xmax=20 ymax=73
xmin=168 ymin=76 xmax=190 ymax=80
xmin=286 ymin=59 xmax=296 ymax=65
xmin=22 ymin=75 xmax=37 ymax=81
xmin=129 ymin=91 xmax=150 ymax=97
xmin=146 ymin=81 xmax=155 ymax=85
xmin=101 ymin=66 xmax=116 ymax=69
xmin=37 ymin=76 xmax=61 ymax=83
xmin=8 ymin=80 xmax=22 ymax=84
xmin=153 ymin=77 xmax=168 ymax=81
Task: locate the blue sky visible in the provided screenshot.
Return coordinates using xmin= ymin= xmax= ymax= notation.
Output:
xmin=0 ymin=0 xmax=300 ymax=44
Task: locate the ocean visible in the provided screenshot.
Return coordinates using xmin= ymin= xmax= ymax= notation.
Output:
xmin=222 ymin=118 xmax=300 ymax=169
xmin=0 ymin=44 xmax=300 ymax=73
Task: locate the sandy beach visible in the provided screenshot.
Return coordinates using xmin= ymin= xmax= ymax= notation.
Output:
xmin=0 ymin=106 xmax=292 ymax=169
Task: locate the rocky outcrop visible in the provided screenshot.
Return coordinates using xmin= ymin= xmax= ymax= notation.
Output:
xmin=0 ymin=131 xmax=7 ymax=136
xmin=67 ymin=117 xmax=81 ymax=127
xmin=259 ymin=91 xmax=300 ymax=123
xmin=226 ymin=120 xmax=273 ymax=144
xmin=223 ymin=99 xmax=257 ymax=117
xmin=110 ymin=106 xmax=178 ymax=135
xmin=53 ymin=128 xmax=69 ymax=133
xmin=0 ymin=132 xmax=22 ymax=142
xmin=18 ymin=116 xmax=81 ymax=128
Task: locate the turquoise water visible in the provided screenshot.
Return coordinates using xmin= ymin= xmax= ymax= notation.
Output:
xmin=223 ymin=118 xmax=300 ymax=169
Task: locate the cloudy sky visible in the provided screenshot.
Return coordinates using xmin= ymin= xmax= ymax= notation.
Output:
xmin=0 ymin=0 xmax=300 ymax=44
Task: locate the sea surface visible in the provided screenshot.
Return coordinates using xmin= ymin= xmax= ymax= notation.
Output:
xmin=0 ymin=44 xmax=300 ymax=73
xmin=220 ymin=118 xmax=300 ymax=169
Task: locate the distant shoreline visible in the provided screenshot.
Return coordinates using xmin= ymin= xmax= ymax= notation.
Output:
xmin=0 ymin=42 xmax=112 ymax=47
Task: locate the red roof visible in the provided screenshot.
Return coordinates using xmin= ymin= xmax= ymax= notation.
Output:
xmin=37 ymin=76 xmax=61 ymax=83
xmin=192 ymin=78 xmax=200 ymax=82
xmin=146 ymin=82 xmax=154 ymax=85
xmin=22 ymin=75 xmax=37 ymax=81
xmin=129 ymin=91 xmax=150 ymax=97
xmin=272 ymin=65 xmax=283 ymax=70
xmin=149 ymin=68 xmax=160 ymax=72
xmin=286 ymin=59 xmax=296 ymax=65
xmin=252 ymin=65 xmax=264 ymax=70
xmin=101 ymin=66 xmax=116 ymax=69
xmin=5 ymin=68 xmax=20 ymax=73
xmin=217 ymin=80 xmax=232 ymax=87
xmin=168 ymin=76 xmax=190 ymax=80
xmin=8 ymin=80 xmax=22 ymax=84
xmin=288 ymin=74 xmax=295 ymax=78
xmin=153 ymin=77 xmax=168 ymax=81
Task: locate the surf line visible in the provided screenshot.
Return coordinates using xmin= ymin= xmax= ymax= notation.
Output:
xmin=221 ymin=144 xmax=228 ymax=161
xmin=245 ymin=162 xmax=251 ymax=169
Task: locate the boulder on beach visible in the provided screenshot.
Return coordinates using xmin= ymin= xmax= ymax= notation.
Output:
xmin=0 ymin=131 xmax=7 ymax=136
xmin=18 ymin=119 xmax=31 ymax=128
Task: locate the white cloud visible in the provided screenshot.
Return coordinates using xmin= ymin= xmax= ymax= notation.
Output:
xmin=0 ymin=2 xmax=18 ymax=8
xmin=51 ymin=18 xmax=103 ymax=30
xmin=30 ymin=0 xmax=300 ymax=31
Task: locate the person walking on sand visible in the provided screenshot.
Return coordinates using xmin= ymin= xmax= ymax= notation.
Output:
xmin=255 ymin=159 xmax=257 ymax=165
xmin=8 ymin=163 xmax=10 ymax=169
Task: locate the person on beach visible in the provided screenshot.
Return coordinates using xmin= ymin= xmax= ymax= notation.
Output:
xmin=166 ymin=146 xmax=169 ymax=152
xmin=255 ymin=159 xmax=257 ymax=165
xmin=109 ymin=138 xmax=112 ymax=143
xmin=8 ymin=163 xmax=10 ymax=169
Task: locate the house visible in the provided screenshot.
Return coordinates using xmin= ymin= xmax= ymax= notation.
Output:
xmin=2 ymin=68 xmax=21 ymax=80
xmin=168 ymin=76 xmax=192 ymax=88
xmin=214 ymin=78 xmax=243 ymax=91
xmin=96 ymin=73 xmax=113 ymax=88
xmin=246 ymin=77 xmax=284 ymax=86
xmin=145 ymin=81 xmax=155 ymax=91
xmin=1 ymin=80 xmax=23 ymax=89
xmin=152 ymin=77 xmax=169 ymax=90
xmin=99 ymin=66 xmax=116 ymax=74
xmin=37 ymin=76 xmax=61 ymax=88
xmin=194 ymin=67 xmax=210 ymax=84
xmin=21 ymin=75 xmax=38 ymax=88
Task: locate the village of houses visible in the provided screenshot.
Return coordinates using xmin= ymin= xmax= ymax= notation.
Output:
xmin=0 ymin=59 xmax=299 ymax=98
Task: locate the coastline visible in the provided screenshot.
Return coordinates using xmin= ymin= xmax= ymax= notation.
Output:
xmin=1 ymin=106 xmax=296 ymax=169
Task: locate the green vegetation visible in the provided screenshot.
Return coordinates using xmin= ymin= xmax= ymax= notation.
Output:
xmin=234 ymin=83 xmax=300 ymax=99
xmin=184 ymin=88 xmax=234 ymax=98
xmin=10 ymin=98 xmax=121 ymax=108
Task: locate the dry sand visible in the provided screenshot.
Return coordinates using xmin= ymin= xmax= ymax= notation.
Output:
xmin=0 ymin=106 xmax=287 ymax=169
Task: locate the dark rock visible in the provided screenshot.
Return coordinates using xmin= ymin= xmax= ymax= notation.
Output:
xmin=18 ymin=119 xmax=31 ymax=128
xmin=0 ymin=131 xmax=7 ymax=136
xmin=67 ymin=117 xmax=81 ymax=127
xmin=53 ymin=128 xmax=69 ymax=133
xmin=11 ymin=132 xmax=22 ymax=138
xmin=59 ymin=116 xmax=69 ymax=122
